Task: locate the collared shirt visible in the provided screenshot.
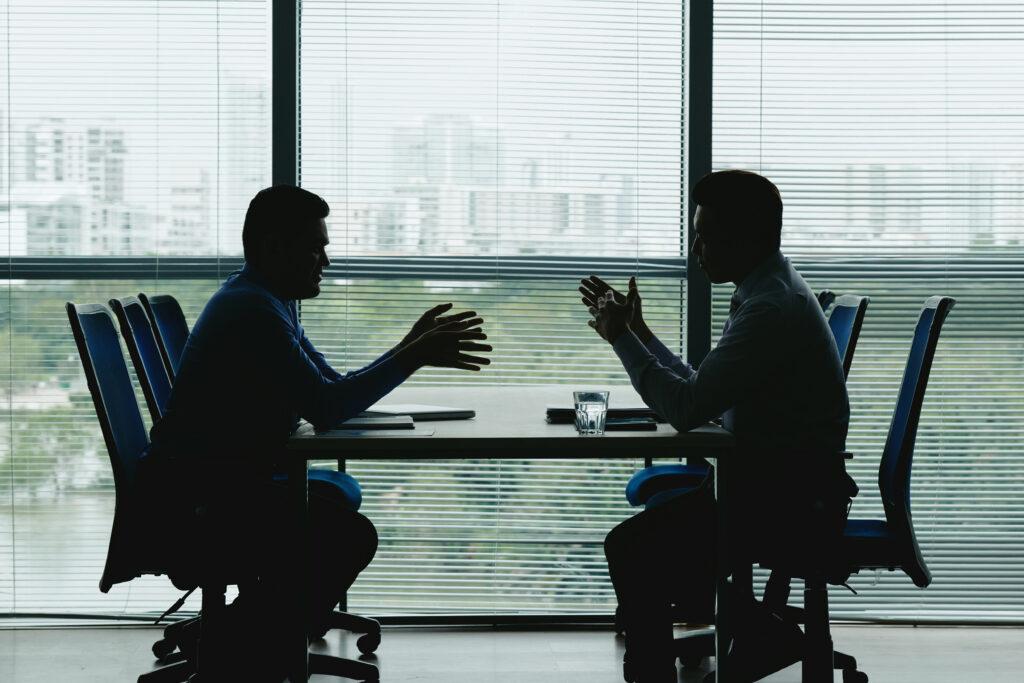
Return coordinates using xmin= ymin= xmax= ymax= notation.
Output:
xmin=613 ymin=250 xmax=850 ymax=456
xmin=148 ymin=265 xmax=410 ymax=466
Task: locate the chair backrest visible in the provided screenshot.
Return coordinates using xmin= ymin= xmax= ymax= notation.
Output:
xmin=878 ymin=296 xmax=956 ymax=588
xmin=110 ymin=296 xmax=173 ymax=422
xmin=138 ymin=293 xmax=190 ymax=381
xmin=66 ymin=302 xmax=149 ymax=592
xmin=827 ymin=294 xmax=869 ymax=379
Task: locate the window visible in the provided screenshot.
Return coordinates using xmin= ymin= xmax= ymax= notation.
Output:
xmin=714 ymin=1 xmax=1024 ymax=620
xmin=0 ymin=0 xmax=270 ymax=618
xmin=300 ymin=0 xmax=686 ymax=614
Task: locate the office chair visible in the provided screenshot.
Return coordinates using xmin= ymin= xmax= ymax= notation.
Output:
xmin=624 ymin=292 xmax=869 ymax=509
xmin=69 ymin=302 xmax=380 ymax=683
xmin=133 ymin=293 xmax=382 ymax=654
xmin=671 ymin=296 xmax=955 ymax=682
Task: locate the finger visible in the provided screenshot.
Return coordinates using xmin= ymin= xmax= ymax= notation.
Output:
xmin=628 ymin=276 xmax=637 ymax=293
xmin=439 ymin=317 xmax=484 ymax=331
xmin=459 ymin=342 xmax=493 ymax=352
xmin=436 ymin=310 xmax=477 ymax=325
xmin=425 ymin=302 xmax=453 ymax=317
xmin=457 ymin=353 xmax=491 ymax=365
xmin=587 ymin=306 xmax=598 ymax=317
xmin=451 ymin=330 xmax=488 ymax=340
xmin=589 ymin=275 xmax=614 ymax=293
xmin=580 ymin=278 xmax=604 ymax=296
xmin=580 ymin=293 xmax=599 ymax=309
xmin=587 ymin=319 xmax=597 ymax=329
xmin=446 ymin=361 xmax=482 ymax=371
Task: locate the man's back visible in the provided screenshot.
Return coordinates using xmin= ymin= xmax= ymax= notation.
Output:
xmin=721 ymin=251 xmax=850 ymax=456
xmin=149 ymin=268 xmax=304 ymax=467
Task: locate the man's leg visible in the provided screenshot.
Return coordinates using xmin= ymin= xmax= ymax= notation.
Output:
xmin=306 ymin=479 xmax=379 ymax=625
xmin=605 ymin=485 xmax=715 ymax=682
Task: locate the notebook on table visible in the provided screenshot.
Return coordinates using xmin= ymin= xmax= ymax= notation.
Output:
xmin=545 ymin=406 xmax=664 ymax=424
xmin=361 ymin=403 xmax=476 ymax=421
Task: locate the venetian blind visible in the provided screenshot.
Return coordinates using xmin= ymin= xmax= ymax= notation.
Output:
xmin=714 ymin=1 xmax=1024 ymax=621
xmin=0 ymin=1 xmax=270 ymax=619
xmin=299 ymin=0 xmax=686 ymax=614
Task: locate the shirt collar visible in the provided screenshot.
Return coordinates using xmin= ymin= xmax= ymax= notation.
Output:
xmin=238 ymin=263 xmax=294 ymax=307
xmin=734 ymin=250 xmax=786 ymax=304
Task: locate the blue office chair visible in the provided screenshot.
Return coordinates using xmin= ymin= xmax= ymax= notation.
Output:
xmin=70 ymin=302 xmax=380 ymax=683
xmin=110 ymin=296 xmax=174 ymax=423
xmin=669 ymin=296 xmax=954 ymax=682
xmin=139 ymin=293 xmax=190 ymax=381
xmin=625 ymin=292 xmax=869 ymax=509
xmin=773 ymin=295 xmax=955 ymax=683
xmin=67 ymin=302 xmax=247 ymax=682
xmin=135 ymin=292 xmax=381 ymax=652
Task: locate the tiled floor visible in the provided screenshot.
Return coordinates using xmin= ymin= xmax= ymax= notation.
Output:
xmin=0 ymin=624 xmax=1021 ymax=682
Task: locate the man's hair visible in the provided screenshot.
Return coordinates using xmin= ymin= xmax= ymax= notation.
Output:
xmin=242 ymin=185 xmax=330 ymax=264
xmin=691 ymin=170 xmax=783 ymax=252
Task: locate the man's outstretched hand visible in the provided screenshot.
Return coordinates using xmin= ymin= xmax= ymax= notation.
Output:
xmin=579 ymin=276 xmax=652 ymax=343
xmin=398 ymin=310 xmax=492 ymax=372
xmin=400 ymin=303 xmax=482 ymax=349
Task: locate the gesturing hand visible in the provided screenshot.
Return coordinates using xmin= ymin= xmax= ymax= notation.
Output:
xmin=400 ymin=317 xmax=493 ymax=372
xmin=588 ymin=284 xmax=638 ymax=344
xmin=579 ymin=276 xmax=652 ymax=343
xmin=400 ymin=303 xmax=482 ymax=349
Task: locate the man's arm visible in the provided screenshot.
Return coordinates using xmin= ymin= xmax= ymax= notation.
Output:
xmin=644 ymin=334 xmax=695 ymax=379
xmin=298 ymin=327 xmax=394 ymax=383
xmin=253 ymin=301 xmax=412 ymax=431
xmin=612 ymin=301 xmax=785 ymax=433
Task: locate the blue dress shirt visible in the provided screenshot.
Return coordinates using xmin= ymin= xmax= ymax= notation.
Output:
xmin=146 ymin=265 xmax=411 ymax=508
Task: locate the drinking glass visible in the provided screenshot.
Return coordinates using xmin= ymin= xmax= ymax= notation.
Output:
xmin=573 ymin=390 xmax=609 ymax=436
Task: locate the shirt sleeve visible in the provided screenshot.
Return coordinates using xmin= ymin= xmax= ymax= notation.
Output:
xmin=645 ymin=334 xmax=695 ymax=379
xmin=297 ymin=327 xmax=395 ymax=383
xmin=252 ymin=300 xmax=412 ymax=431
xmin=613 ymin=300 xmax=785 ymax=433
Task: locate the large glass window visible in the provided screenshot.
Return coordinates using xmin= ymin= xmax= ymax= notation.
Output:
xmin=300 ymin=0 xmax=686 ymax=614
xmin=1 ymin=0 xmax=270 ymax=617
xmin=714 ymin=1 xmax=1024 ymax=620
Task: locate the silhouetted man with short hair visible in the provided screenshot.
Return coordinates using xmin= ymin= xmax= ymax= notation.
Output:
xmin=582 ymin=170 xmax=854 ymax=682
xmin=141 ymin=185 xmax=491 ymax=674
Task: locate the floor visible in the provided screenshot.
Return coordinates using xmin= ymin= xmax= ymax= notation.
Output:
xmin=0 ymin=624 xmax=1021 ymax=682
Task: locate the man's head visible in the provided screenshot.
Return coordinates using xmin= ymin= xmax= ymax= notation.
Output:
xmin=242 ymin=185 xmax=331 ymax=299
xmin=691 ymin=170 xmax=783 ymax=285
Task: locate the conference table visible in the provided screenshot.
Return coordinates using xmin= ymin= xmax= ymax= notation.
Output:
xmin=285 ymin=385 xmax=737 ymax=682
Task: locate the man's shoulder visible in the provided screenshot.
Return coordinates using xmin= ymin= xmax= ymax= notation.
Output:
xmin=198 ymin=278 xmax=292 ymax=331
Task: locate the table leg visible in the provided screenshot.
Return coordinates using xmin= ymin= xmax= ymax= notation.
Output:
xmin=288 ymin=455 xmax=310 ymax=682
xmin=714 ymin=462 xmax=733 ymax=683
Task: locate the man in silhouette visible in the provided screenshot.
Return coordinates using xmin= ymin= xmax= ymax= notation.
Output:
xmin=582 ymin=170 xmax=854 ymax=682
xmin=142 ymin=185 xmax=491 ymax=669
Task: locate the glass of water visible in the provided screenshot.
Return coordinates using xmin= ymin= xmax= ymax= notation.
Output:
xmin=573 ymin=390 xmax=609 ymax=436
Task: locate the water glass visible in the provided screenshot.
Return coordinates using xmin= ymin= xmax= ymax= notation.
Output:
xmin=573 ymin=390 xmax=609 ymax=436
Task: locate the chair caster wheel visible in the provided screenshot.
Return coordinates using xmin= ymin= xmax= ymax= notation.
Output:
xmin=151 ymin=638 xmax=176 ymax=661
xmin=843 ymin=671 xmax=868 ymax=683
xmin=680 ymin=655 xmax=706 ymax=669
xmin=357 ymin=631 xmax=381 ymax=655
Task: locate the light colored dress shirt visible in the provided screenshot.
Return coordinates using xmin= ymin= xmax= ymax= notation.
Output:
xmin=612 ymin=250 xmax=850 ymax=456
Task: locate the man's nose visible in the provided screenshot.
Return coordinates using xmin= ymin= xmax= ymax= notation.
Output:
xmin=322 ymin=251 xmax=331 ymax=268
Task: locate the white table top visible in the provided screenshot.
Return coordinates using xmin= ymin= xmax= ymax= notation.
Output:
xmin=287 ymin=384 xmax=734 ymax=461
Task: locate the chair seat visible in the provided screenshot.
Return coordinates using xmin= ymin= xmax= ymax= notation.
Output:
xmin=843 ymin=518 xmax=899 ymax=570
xmin=272 ymin=469 xmax=362 ymax=512
xmin=625 ymin=463 xmax=708 ymax=506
